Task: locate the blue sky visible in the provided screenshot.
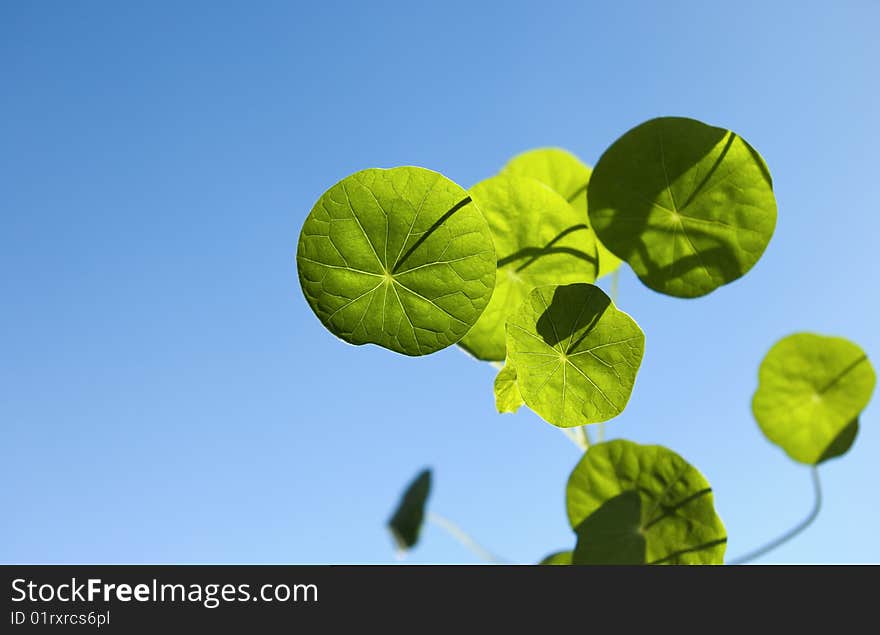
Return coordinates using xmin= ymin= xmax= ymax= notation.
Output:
xmin=2 ymin=0 xmax=878 ymax=564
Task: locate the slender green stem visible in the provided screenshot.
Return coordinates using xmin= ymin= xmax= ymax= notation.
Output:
xmin=610 ymin=269 xmax=620 ymax=303
xmin=561 ymin=426 xmax=590 ymax=451
xmin=728 ymin=467 xmax=822 ymax=565
xmin=427 ymin=512 xmax=509 ymax=564
xmin=580 ymin=425 xmax=593 ymax=448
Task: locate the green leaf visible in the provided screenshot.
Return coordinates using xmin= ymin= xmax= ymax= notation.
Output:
xmin=538 ymin=550 xmax=572 ymax=565
xmin=502 ymin=148 xmax=590 ymax=206
xmin=388 ymin=469 xmax=432 ymax=551
xmin=588 ymin=117 xmax=777 ymax=298
xmin=506 ymin=283 xmax=644 ymax=427
xmin=752 ymin=333 xmax=876 ymax=464
xmin=458 ymin=174 xmax=598 ymax=361
xmin=297 ymin=167 xmax=496 ymax=356
xmin=567 ymin=440 xmax=727 ymax=565
xmin=502 ymin=147 xmax=621 ymax=278
xmin=494 ymin=362 xmax=524 ymax=414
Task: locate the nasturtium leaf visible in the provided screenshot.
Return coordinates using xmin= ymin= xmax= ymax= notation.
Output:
xmin=458 ymin=174 xmax=598 ymax=361
xmin=538 ymin=550 xmax=572 ymax=565
xmin=567 ymin=440 xmax=726 ymax=565
xmin=506 ymin=283 xmax=644 ymax=428
xmin=388 ymin=469 xmax=432 ymax=552
xmin=503 ymin=147 xmax=621 ymax=277
xmin=494 ymin=362 xmax=523 ymax=414
xmin=752 ymin=333 xmax=876 ymax=465
xmin=297 ymin=167 xmax=496 ymax=356
xmin=588 ymin=117 xmax=777 ymax=298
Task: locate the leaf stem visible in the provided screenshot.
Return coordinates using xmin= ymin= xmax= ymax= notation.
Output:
xmin=580 ymin=425 xmax=593 ymax=448
xmin=561 ymin=426 xmax=590 ymax=451
xmin=728 ymin=466 xmax=822 ymax=565
xmin=427 ymin=512 xmax=509 ymax=564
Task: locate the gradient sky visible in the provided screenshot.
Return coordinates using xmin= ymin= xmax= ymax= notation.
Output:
xmin=2 ymin=0 xmax=878 ymax=564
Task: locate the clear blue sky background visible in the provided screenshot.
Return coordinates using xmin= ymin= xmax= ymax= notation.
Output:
xmin=2 ymin=1 xmax=878 ymax=564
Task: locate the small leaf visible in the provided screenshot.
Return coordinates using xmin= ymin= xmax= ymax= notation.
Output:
xmin=752 ymin=333 xmax=876 ymax=464
xmin=538 ymin=550 xmax=572 ymax=565
xmin=588 ymin=117 xmax=777 ymax=298
xmin=506 ymin=283 xmax=644 ymax=427
xmin=494 ymin=363 xmax=524 ymax=414
xmin=298 ymin=167 xmax=496 ymax=356
xmin=502 ymin=147 xmax=621 ymax=277
xmin=388 ymin=469 xmax=432 ymax=552
xmin=458 ymin=174 xmax=598 ymax=361
xmin=567 ymin=440 xmax=727 ymax=565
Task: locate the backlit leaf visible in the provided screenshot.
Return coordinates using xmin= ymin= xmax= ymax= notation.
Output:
xmin=298 ymin=167 xmax=496 ymax=356
xmin=503 ymin=147 xmax=621 ymax=277
xmin=588 ymin=117 xmax=776 ymax=298
xmin=506 ymin=283 xmax=644 ymax=427
xmin=494 ymin=362 xmax=523 ymax=414
xmin=567 ymin=440 xmax=726 ymax=565
xmin=458 ymin=174 xmax=598 ymax=361
xmin=752 ymin=333 xmax=875 ymax=464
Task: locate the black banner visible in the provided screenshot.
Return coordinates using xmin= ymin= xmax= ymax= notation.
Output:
xmin=0 ymin=565 xmax=870 ymax=631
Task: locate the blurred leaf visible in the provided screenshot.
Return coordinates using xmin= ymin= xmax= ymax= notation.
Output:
xmin=506 ymin=283 xmax=644 ymax=427
xmin=567 ymin=440 xmax=726 ymax=565
xmin=459 ymin=174 xmax=598 ymax=361
xmin=494 ymin=363 xmax=523 ymax=414
xmin=588 ymin=117 xmax=776 ymax=298
xmin=752 ymin=333 xmax=875 ymax=464
xmin=503 ymin=147 xmax=621 ymax=277
xmin=298 ymin=167 xmax=496 ymax=356
xmin=538 ymin=550 xmax=572 ymax=565
xmin=388 ymin=469 xmax=432 ymax=551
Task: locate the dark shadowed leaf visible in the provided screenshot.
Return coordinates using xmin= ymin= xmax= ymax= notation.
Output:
xmin=388 ymin=469 xmax=432 ymax=551
xmin=567 ymin=440 xmax=726 ymax=565
xmin=588 ymin=117 xmax=776 ymax=298
xmin=818 ymin=418 xmax=859 ymax=464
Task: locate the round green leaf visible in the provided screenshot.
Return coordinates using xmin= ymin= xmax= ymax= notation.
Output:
xmin=503 ymin=147 xmax=621 ymax=277
xmin=506 ymin=283 xmax=644 ymax=427
xmin=493 ymin=362 xmax=523 ymax=414
xmin=567 ymin=440 xmax=727 ymax=565
xmin=538 ymin=550 xmax=572 ymax=565
xmin=458 ymin=174 xmax=598 ymax=361
xmin=388 ymin=469 xmax=432 ymax=552
xmin=588 ymin=117 xmax=777 ymax=298
xmin=297 ymin=167 xmax=496 ymax=356
xmin=752 ymin=333 xmax=876 ymax=464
